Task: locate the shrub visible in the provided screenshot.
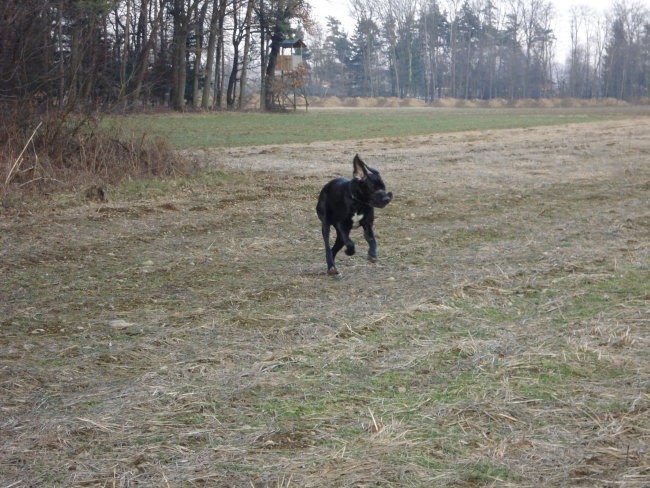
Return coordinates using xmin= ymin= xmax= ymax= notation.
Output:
xmin=1 ymin=102 xmax=191 ymax=195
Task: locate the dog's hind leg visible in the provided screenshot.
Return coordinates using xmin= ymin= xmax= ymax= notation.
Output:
xmin=331 ymin=232 xmax=345 ymax=259
xmin=334 ymin=222 xmax=355 ymax=256
xmin=321 ymin=224 xmax=338 ymax=274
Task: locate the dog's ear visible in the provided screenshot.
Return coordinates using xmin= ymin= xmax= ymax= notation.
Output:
xmin=353 ymin=154 xmax=368 ymax=180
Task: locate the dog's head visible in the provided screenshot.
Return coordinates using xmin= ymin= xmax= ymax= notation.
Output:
xmin=352 ymin=155 xmax=393 ymax=208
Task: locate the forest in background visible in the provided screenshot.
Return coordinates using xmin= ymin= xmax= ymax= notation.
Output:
xmin=1 ymin=0 xmax=649 ymax=115
xmin=1 ymin=0 xmax=311 ymax=113
xmin=313 ymin=0 xmax=649 ymax=102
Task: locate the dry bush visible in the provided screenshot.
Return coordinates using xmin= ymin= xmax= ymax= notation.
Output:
xmin=376 ymin=97 xmax=401 ymax=107
xmin=323 ymin=96 xmax=343 ymax=107
xmin=309 ymin=96 xmax=640 ymax=110
xmin=431 ymin=98 xmax=458 ymax=107
xmin=307 ymin=96 xmax=324 ymax=107
xmin=599 ymin=97 xmax=629 ymax=106
xmin=455 ymin=98 xmax=478 ymax=108
xmin=1 ymin=103 xmax=190 ymax=195
xmin=535 ymin=98 xmax=555 ymax=108
xmin=242 ymin=93 xmax=262 ymax=109
xmin=486 ymin=98 xmax=508 ymax=108
xmin=343 ymin=97 xmax=365 ymax=107
xmin=308 ymin=96 xmax=344 ymax=107
xmin=399 ymin=97 xmax=426 ymax=107
xmin=509 ymin=98 xmax=534 ymax=108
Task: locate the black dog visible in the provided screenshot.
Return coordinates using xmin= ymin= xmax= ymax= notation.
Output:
xmin=316 ymin=155 xmax=393 ymax=275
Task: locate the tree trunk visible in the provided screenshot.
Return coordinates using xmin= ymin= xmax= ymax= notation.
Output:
xmin=213 ymin=0 xmax=227 ymax=109
xmin=226 ymin=0 xmax=241 ymax=109
xmin=202 ymin=0 xmax=223 ymax=109
xmin=119 ymin=0 xmax=131 ymax=101
xmin=258 ymin=0 xmax=267 ymax=110
xmin=171 ymin=0 xmax=186 ymax=110
xmin=57 ymin=0 xmax=66 ymax=107
xmin=171 ymin=0 xmax=200 ymax=111
xmin=132 ymin=0 xmax=165 ymax=105
xmin=192 ymin=1 xmax=209 ymax=108
xmin=238 ymin=0 xmax=254 ymax=109
xmin=264 ymin=33 xmax=282 ymax=110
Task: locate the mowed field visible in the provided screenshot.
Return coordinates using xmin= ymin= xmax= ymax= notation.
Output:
xmin=1 ymin=108 xmax=649 ymax=486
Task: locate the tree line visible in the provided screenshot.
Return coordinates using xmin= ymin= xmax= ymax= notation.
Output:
xmin=311 ymin=0 xmax=650 ymax=101
xmin=1 ymin=0 xmax=649 ymax=115
xmin=1 ymin=0 xmax=310 ymax=112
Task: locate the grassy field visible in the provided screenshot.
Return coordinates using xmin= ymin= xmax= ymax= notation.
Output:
xmin=108 ymin=106 xmax=649 ymax=149
xmin=1 ymin=107 xmax=649 ymax=486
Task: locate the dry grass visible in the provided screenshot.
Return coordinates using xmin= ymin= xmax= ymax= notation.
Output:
xmin=0 ymin=104 xmax=189 ymax=196
xmin=1 ymin=115 xmax=649 ymax=487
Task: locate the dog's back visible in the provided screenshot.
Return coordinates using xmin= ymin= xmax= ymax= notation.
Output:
xmin=316 ymin=177 xmax=350 ymax=224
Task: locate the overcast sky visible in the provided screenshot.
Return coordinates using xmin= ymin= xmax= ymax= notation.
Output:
xmin=309 ymin=0 xmax=619 ymax=59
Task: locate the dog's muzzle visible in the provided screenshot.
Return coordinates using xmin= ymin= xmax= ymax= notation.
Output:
xmin=374 ymin=191 xmax=393 ymax=208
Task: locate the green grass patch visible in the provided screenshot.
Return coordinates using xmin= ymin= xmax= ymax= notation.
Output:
xmin=462 ymin=461 xmax=514 ymax=484
xmin=260 ymin=397 xmax=331 ymax=420
xmin=550 ymin=268 xmax=649 ymax=325
xmin=107 ymin=107 xmax=620 ymax=149
xmin=112 ymin=169 xmax=233 ymax=200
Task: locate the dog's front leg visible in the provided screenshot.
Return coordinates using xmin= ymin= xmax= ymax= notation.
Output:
xmin=362 ymin=222 xmax=378 ymax=263
xmin=322 ymin=223 xmax=338 ymax=274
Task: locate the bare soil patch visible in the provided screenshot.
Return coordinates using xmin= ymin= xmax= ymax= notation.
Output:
xmin=1 ymin=118 xmax=649 ymax=486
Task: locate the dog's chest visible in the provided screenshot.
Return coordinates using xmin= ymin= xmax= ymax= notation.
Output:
xmin=351 ymin=212 xmax=364 ymax=227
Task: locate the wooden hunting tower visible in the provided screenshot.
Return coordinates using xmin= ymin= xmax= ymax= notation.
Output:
xmin=273 ymin=38 xmax=309 ymax=111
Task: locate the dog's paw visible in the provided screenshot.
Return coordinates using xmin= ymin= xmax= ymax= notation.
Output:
xmin=345 ymin=245 xmax=356 ymax=256
xmin=368 ymin=255 xmax=377 ymax=263
xmin=327 ymin=267 xmax=340 ymax=276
